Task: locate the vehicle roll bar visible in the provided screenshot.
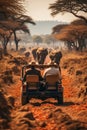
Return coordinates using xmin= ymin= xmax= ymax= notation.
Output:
xmin=21 ymin=64 xmax=59 ymax=78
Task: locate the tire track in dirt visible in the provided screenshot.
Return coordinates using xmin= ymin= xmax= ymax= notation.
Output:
xmin=8 ymin=71 xmax=87 ymax=130
xmin=6 ymin=69 xmax=87 ymax=118
xmin=6 ymin=54 xmax=87 ymax=129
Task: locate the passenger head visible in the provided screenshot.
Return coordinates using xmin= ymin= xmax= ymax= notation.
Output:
xmin=30 ymin=60 xmax=36 ymax=69
xmin=48 ymin=60 xmax=56 ymax=65
xmin=50 ymin=61 xmax=55 ymax=65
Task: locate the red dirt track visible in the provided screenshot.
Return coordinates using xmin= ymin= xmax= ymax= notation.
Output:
xmin=1 ymin=51 xmax=87 ymax=130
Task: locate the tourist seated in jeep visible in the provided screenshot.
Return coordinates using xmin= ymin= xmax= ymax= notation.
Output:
xmin=21 ymin=61 xmax=63 ymax=105
xmin=23 ymin=61 xmax=46 ymax=91
xmin=23 ymin=61 xmax=43 ymax=82
xmin=43 ymin=61 xmax=61 ymax=82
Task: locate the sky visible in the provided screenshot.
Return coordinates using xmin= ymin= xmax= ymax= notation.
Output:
xmin=24 ymin=0 xmax=87 ymax=35
xmin=24 ymin=0 xmax=77 ymax=23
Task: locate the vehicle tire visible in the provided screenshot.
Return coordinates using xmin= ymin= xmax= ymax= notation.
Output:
xmin=20 ymin=86 xmax=28 ymax=105
xmin=21 ymin=94 xmax=28 ymax=105
xmin=57 ymin=93 xmax=63 ymax=105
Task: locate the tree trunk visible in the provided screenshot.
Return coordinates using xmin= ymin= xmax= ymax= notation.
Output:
xmin=13 ymin=31 xmax=19 ymax=51
xmin=4 ymin=45 xmax=7 ymax=55
xmin=3 ymin=37 xmax=9 ymax=55
xmin=16 ymin=43 xmax=18 ymax=51
xmin=78 ymin=37 xmax=85 ymax=52
xmin=3 ymin=42 xmax=7 ymax=55
xmin=67 ymin=41 xmax=72 ymax=50
xmin=71 ymin=12 xmax=87 ymax=24
xmin=1 ymin=32 xmax=12 ymax=55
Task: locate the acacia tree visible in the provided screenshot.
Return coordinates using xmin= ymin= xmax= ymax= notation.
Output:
xmin=44 ymin=35 xmax=57 ymax=48
xmin=54 ymin=24 xmax=87 ymax=51
xmin=52 ymin=18 xmax=87 ymax=51
xmin=52 ymin=24 xmax=68 ymax=34
xmin=0 ymin=17 xmax=35 ymax=51
xmin=0 ymin=29 xmax=12 ymax=54
xmin=0 ymin=0 xmax=25 ymax=53
xmin=54 ymin=31 xmax=75 ymax=50
xmin=33 ymin=36 xmax=43 ymax=46
xmin=49 ymin=0 xmax=87 ymax=23
xmin=64 ymin=25 xmax=87 ymax=51
xmin=71 ymin=19 xmax=87 ymax=50
xmin=0 ymin=0 xmax=35 ymax=51
xmin=43 ymin=35 xmax=51 ymax=44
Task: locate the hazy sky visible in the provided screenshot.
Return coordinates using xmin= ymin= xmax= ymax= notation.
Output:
xmin=24 ymin=0 xmax=77 ymax=22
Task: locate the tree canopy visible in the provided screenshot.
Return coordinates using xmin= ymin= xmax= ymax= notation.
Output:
xmin=0 ymin=0 xmax=36 ymax=52
xmin=53 ymin=19 xmax=87 ymax=51
xmin=52 ymin=24 xmax=68 ymax=34
xmin=0 ymin=0 xmax=25 ymax=18
xmin=54 ymin=23 xmax=87 ymax=41
xmin=33 ymin=36 xmax=43 ymax=45
xmin=49 ymin=0 xmax=87 ymax=22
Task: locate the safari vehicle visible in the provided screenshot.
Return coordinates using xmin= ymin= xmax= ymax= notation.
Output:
xmin=21 ymin=64 xmax=63 ymax=105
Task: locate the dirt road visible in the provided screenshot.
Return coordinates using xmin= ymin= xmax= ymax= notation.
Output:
xmin=1 ymin=52 xmax=87 ymax=130
xmin=6 ymin=68 xmax=87 ymax=130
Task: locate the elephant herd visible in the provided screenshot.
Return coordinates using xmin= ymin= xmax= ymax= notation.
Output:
xmin=31 ymin=47 xmax=62 ymax=65
xmin=0 ymin=45 xmax=62 ymax=66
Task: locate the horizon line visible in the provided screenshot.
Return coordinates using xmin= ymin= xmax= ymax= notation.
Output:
xmin=32 ymin=20 xmax=69 ymax=23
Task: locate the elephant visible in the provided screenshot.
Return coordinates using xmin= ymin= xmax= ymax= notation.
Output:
xmin=32 ymin=47 xmax=48 ymax=64
xmin=36 ymin=47 xmax=48 ymax=64
xmin=49 ymin=50 xmax=62 ymax=74
xmin=49 ymin=50 xmax=62 ymax=65
xmin=24 ymin=51 xmax=30 ymax=58
xmin=31 ymin=47 xmax=38 ymax=61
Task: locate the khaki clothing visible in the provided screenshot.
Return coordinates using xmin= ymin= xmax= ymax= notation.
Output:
xmin=23 ymin=68 xmax=43 ymax=82
xmin=43 ymin=67 xmax=61 ymax=81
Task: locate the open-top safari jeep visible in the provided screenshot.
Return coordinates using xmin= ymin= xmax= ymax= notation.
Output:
xmin=21 ymin=64 xmax=64 ymax=105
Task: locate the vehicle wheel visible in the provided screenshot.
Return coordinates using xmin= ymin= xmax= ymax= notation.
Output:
xmin=21 ymin=94 xmax=28 ymax=105
xmin=21 ymin=95 xmax=27 ymax=105
xmin=20 ymin=86 xmax=28 ymax=105
xmin=57 ymin=93 xmax=63 ymax=105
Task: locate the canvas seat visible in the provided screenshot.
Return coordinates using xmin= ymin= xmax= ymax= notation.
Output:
xmin=26 ymin=75 xmax=39 ymax=90
xmin=45 ymin=74 xmax=59 ymax=90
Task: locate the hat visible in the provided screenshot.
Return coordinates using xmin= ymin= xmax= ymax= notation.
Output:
xmin=29 ymin=60 xmax=36 ymax=65
xmin=29 ymin=60 xmax=38 ymax=65
xmin=48 ymin=60 xmax=57 ymax=65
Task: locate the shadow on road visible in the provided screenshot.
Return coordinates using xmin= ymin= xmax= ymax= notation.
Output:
xmin=29 ymin=99 xmax=75 ymax=107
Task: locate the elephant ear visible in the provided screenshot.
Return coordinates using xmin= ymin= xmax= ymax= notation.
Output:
xmin=42 ymin=49 xmax=48 ymax=55
xmin=59 ymin=51 xmax=62 ymax=58
xmin=56 ymin=51 xmax=62 ymax=58
xmin=37 ymin=47 xmax=43 ymax=53
xmin=49 ymin=54 xmax=54 ymax=61
xmin=45 ymin=49 xmax=48 ymax=55
xmin=30 ymin=60 xmax=36 ymax=65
